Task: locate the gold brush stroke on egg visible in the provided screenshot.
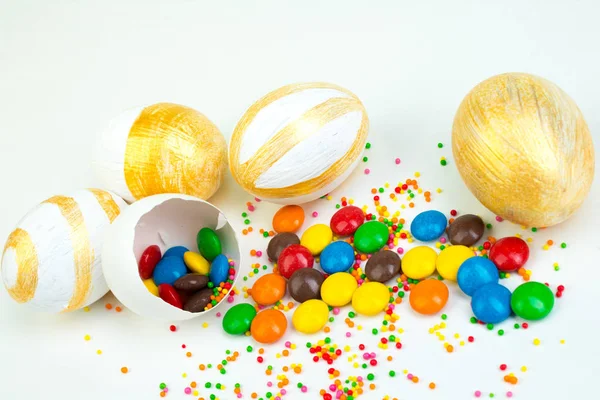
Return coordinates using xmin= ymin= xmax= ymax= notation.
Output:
xmin=2 ymin=228 xmax=38 ymax=303
xmin=124 ymin=103 xmax=227 ymax=201
xmin=44 ymin=196 xmax=93 ymax=312
xmin=452 ymin=73 xmax=594 ymax=227
xmin=88 ymin=189 xmax=120 ymax=222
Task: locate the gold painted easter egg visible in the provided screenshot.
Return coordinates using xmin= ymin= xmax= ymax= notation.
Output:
xmin=93 ymin=103 xmax=227 ymax=203
xmin=229 ymin=83 xmax=369 ymax=204
xmin=452 ymin=73 xmax=594 ymax=227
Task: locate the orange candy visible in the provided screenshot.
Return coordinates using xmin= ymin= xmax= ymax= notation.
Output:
xmin=251 ymin=309 xmax=287 ymax=344
xmin=272 ymin=205 xmax=305 ymax=233
xmin=409 ymin=279 xmax=449 ymax=315
xmin=251 ymin=273 xmax=286 ymax=305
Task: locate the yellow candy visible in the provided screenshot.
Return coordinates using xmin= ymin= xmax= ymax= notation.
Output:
xmin=402 ymin=246 xmax=437 ymax=279
xmin=436 ymin=245 xmax=474 ymax=281
xmin=292 ymin=299 xmax=329 ymax=334
xmin=183 ymin=251 xmax=210 ymax=275
xmin=321 ymin=272 xmax=357 ymax=306
xmin=352 ymin=282 xmax=389 ymax=316
xmin=143 ymin=279 xmax=159 ymax=296
xmin=300 ymin=224 xmax=333 ymax=255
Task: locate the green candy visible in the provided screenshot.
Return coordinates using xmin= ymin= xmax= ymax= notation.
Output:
xmin=197 ymin=227 xmax=222 ymax=261
xmin=510 ymin=281 xmax=554 ymax=321
xmin=222 ymin=303 xmax=257 ymax=335
xmin=353 ymin=221 xmax=388 ymax=253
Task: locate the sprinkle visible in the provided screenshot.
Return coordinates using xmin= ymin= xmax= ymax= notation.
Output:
xmin=169 ymin=325 xmax=177 ymax=332
xmin=533 ymin=338 xmax=541 ymax=346
xmin=364 ymin=169 xmax=370 ymax=175
xmin=84 ymin=334 xmax=91 ymax=341
xmin=96 ymin=349 xmax=102 ymax=355
xmin=365 ymin=142 xmax=371 ymax=149
xmin=475 ymin=390 xmax=481 ymax=397
xmin=312 ymin=211 xmax=318 ymax=217
xmin=105 ymin=303 xmax=112 ymax=310
xmin=121 ymin=367 xmax=128 ymax=374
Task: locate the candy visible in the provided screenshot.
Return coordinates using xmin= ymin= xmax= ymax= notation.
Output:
xmin=163 ymin=246 xmax=189 ymax=259
xmin=330 ymin=205 xmax=365 ymax=236
xmin=300 ymin=224 xmax=333 ymax=256
xmin=320 ymin=241 xmax=355 ymax=274
xmin=321 ymin=272 xmax=358 ymax=307
xmin=471 ymin=283 xmax=512 ymax=323
xmin=183 ymin=251 xmax=210 ymax=275
xmin=365 ymin=250 xmax=401 ymax=283
xmin=292 ymin=299 xmax=329 ymax=334
xmin=410 ymin=210 xmax=447 ymax=242
xmin=251 ymin=273 xmax=287 ymax=306
xmin=196 ymin=227 xmax=222 ymax=261
xmin=267 ymin=232 xmax=300 ymax=261
xmin=153 ymin=256 xmax=188 ymax=286
xmin=354 ymin=221 xmax=389 ymax=253
xmin=174 ymin=274 xmax=209 ymax=293
xmin=510 ymin=282 xmax=554 ymax=320
xmin=183 ymin=288 xmax=213 ymax=313
xmin=143 ymin=278 xmax=159 ymax=296
xmin=351 ymin=282 xmax=389 ymax=316
xmin=158 ymin=284 xmax=183 ymax=309
xmin=251 ymin=309 xmax=288 ymax=343
xmin=409 ymin=279 xmax=449 ymax=315
xmin=402 ymin=246 xmax=437 ymax=279
xmin=223 ymin=303 xmax=257 ymax=335
xmin=139 ymin=245 xmax=162 ymax=279
xmin=287 ymin=268 xmax=325 ymax=303
xmin=489 ymin=236 xmax=529 ymax=271
xmin=436 ymin=245 xmax=474 ymax=281
xmin=209 ymin=254 xmax=230 ymax=286
xmin=277 ymin=244 xmax=314 ymax=279
xmin=447 ymin=214 xmax=485 ymax=246
xmin=272 ymin=205 xmax=305 ymax=233
xmin=457 ymin=257 xmax=499 ymax=296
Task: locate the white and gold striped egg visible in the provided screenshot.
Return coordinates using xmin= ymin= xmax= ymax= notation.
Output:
xmin=93 ymin=102 xmax=228 ymax=203
xmin=229 ymin=83 xmax=369 ymax=204
xmin=1 ymin=189 xmax=127 ymax=312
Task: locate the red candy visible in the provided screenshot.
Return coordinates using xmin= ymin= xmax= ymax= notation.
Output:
xmin=277 ymin=244 xmax=314 ymax=279
xmin=138 ymin=245 xmax=162 ymax=279
xmin=158 ymin=284 xmax=183 ymax=309
xmin=489 ymin=236 xmax=529 ymax=271
xmin=330 ymin=205 xmax=365 ymax=236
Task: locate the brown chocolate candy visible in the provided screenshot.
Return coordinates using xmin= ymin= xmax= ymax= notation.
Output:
xmin=174 ymin=274 xmax=209 ymax=293
xmin=183 ymin=288 xmax=213 ymax=313
xmin=267 ymin=232 xmax=300 ymax=261
xmin=365 ymin=250 xmax=401 ymax=283
xmin=287 ymin=268 xmax=325 ymax=303
xmin=447 ymin=214 xmax=484 ymax=246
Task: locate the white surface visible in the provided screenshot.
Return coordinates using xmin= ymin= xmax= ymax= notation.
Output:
xmin=1 ymin=0 xmax=599 ymax=399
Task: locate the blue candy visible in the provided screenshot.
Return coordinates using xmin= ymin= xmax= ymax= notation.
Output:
xmin=471 ymin=283 xmax=512 ymax=324
xmin=163 ymin=246 xmax=189 ymax=259
xmin=410 ymin=210 xmax=447 ymax=242
xmin=457 ymin=257 xmax=499 ymax=296
xmin=152 ymin=256 xmax=188 ymax=286
xmin=320 ymin=241 xmax=355 ymax=274
xmin=209 ymin=254 xmax=229 ymax=286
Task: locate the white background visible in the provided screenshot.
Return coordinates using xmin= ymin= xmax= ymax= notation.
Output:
xmin=1 ymin=1 xmax=600 ymax=399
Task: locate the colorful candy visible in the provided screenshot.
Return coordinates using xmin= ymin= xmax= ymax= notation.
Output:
xmin=320 ymin=241 xmax=355 ymax=274
xmin=139 ymin=245 xmax=162 ymax=279
xmin=510 ymin=282 xmax=554 ymax=320
xmin=436 ymin=245 xmax=474 ymax=281
xmin=183 ymin=251 xmax=210 ymax=275
xmin=447 ymin=214 xmax=484 ymax=246
xmin=267 ymin=232 xmax=300 ymax=261
xmin=471 ymin=283 xmax=512 ymax=323
xmin=330 ymin=205 xmax=365 ymax=236
xmin=196 ymin=227 xmax=222 ymax=261
xmin=183 ymin=288 xmax=213 ymax=313
xmin=489 ymin=236 xmax=529 ymax=271
xmin=351 ymin=282 xmax=389 ymax=316
xmin=143 ymin=278 xmax=159 ymax=296
xmin=353 ymin=221 xmax=389 ymax=253
xmin=457 ymin=257 xmax=499 ymax=296
xmin=409 ymin=279 xmax=449 ymax=315
xmin=365 ymin=250 xmax=401 ymax=283
xmin=153 ymin=256 xmax=188 ymax=286
xmin=321 ymin=272 xmax=358 ymax=307
xmin=222 ymin=303 xmax=257 ymax=335
xmin=251 ymin=273 xmax=287 ymax=306
xmin=300 ymin=224 xmax=333 ymax=255
xmin=158 ymin=284 xmax=183 ymax=309
xmin=272 ymin=205 xmax=305 ymax=233
xmin=292 ymin=299 xmax=329 ymax=334
xmin=277 ymin=244 xmax=314 ymax=279
xmin=410 ymin=210 xmax=447 ymax=242
xmin=251 ymin=309 xmax=288 ymax=343
xmin=209 ymin=254 xmax=230 ymax=286
xmin=402 ymin=246 xmax=437 ymax=279
xmin=287 ymin=268 xmax=325 ymax=303
xmin=174 ymin=274 xmax=209 ymax=293
xmin=163 ymin=246 xmax=189 ymax=259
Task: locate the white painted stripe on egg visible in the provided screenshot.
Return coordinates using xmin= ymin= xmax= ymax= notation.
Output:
xmin=1 ymin=248 xmax=19 ymax=288
xmin=238 ymin=88 xmax=351 ymax=164
xmin=255 ymin=111 xmax=363 ymax=189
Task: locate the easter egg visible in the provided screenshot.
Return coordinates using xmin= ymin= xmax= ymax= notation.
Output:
xmin=292 ymin=299 xmax=329 ymax=334
xmin=320 ymin=241 xmax=355 ymax=274
xmin=183 ymin=251 xmax=210 ymax=275
xmin=273 ymin=205 xmax=305 ymax=233
xmin=158 ymin=284 xmax=183 ymax=309
xmin=510 ymin=282 xmax=554 ymax=321
xmin=139 ymin=245 xmax=161 ymax=279
xmin=489 ymin=237 xmax=529 ymax=272
xmin=330 ymin=206 xmax=365 ymax=236
xmin=300 ymin=224 xmax=333 ymax=255
xmin=174 ymin=274 xmax=209 ymax=293
xmin=410 ymin=210 xmax=447 ymax=242
xmin=209 ymin=254 xmax=229 ymax=286
xmin=409 ymin=279 xmax=449 ymax=315
xmin=196 ymin=227 xmax=222 ymax=261
xmin=447 ymin=214 xmax=485 ymax=246
xmin=229 ymin=83 xmax=370 ymax=204
xmin=321 ymin=272 xmax=357 ymax=307
xmin=93 ymin=103 xmax=227 ymax=203
xmin=153 ymin=256 xmax=187 ymax=286
xmin=457 ymin=257 xmax=499 ymax=296
xmin=143 ymin=279 xmax=159 ymax=296
xmin=251 ymin=309 xmax=288 ymax=344
xmin=287 ymin=268 xmax=324 ymax=303
xmin=365 ymin=250 xmax=401 ymax=283
xmin=251 ymin=273 xmax=287 ymax=306
xmin=223 ymin=303 xmax=257 ymax=335
xmin=354 ymin=221 xmax=388 ymax=253
xmin=351 ymin=282 xmax=390 ymax=316
xmin=452 ymin=73 xmax=594 ymax=227
xmin=402 ymin=246 xmax=437 ymax=280
xmin=471 ymin=283 xmax=512 ymax=324
xmin=436 ymin=245 xmax=474 ymax=281
xmin=267 ymin=232 xmax=300 ymax=261
xmin=277 ymin=244 xmax=314 ymax=279
xmin=183 ymin=287 xmax=214 ymax=313
xmin=163 ymin=246 xmax=189 ymax=259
